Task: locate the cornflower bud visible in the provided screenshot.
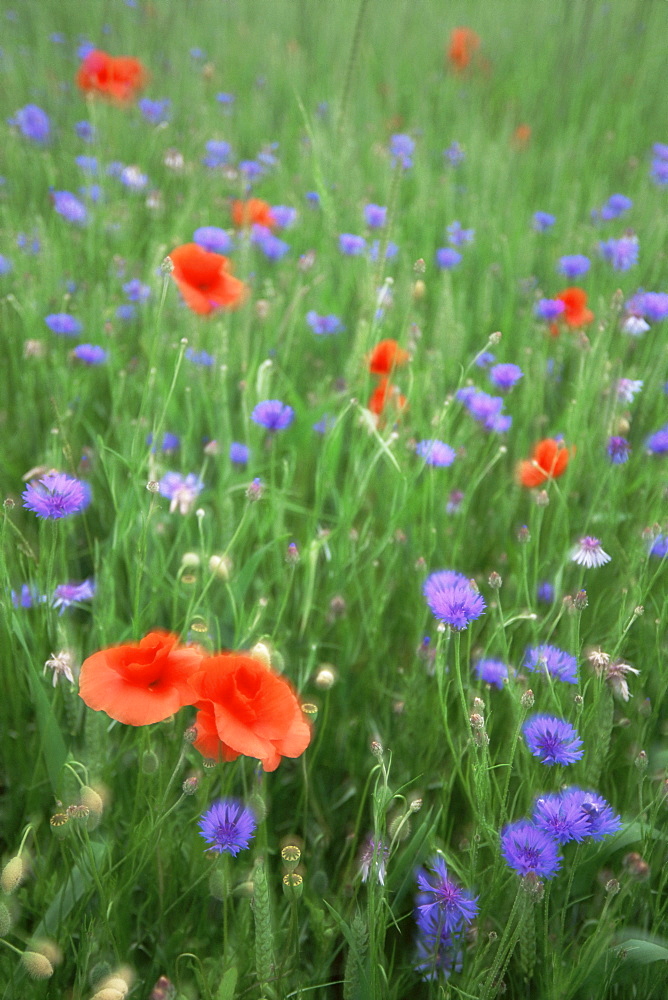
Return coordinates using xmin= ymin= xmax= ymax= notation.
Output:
xmin=488 ymin=571 xmax=502 ymax=589
xmin=521 ymin=689 xmax=535 ymax=709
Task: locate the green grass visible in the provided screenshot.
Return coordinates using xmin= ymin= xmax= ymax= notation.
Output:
xmin=1 ymin=1 xmax=668 ymax=997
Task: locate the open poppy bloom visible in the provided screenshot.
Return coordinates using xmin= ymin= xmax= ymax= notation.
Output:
xmin=367 ymin=339 xmax=410 ymax=376
xmin=447 ymin=27 xmax=481 ymax=73
xmin=78 ymin=631 xmax=204 ymax=726
xmin=189 ymin=653 xmax=311 ymax=771
xmin=518 ymin=438 xmax=572 ymax=488
xmin=555 ymin=287 xmax=594 ymax=328
xmin=367 ymin=377 xmax=408 ymax=418
xmin=168 ymin=243 xmax=247 ymax=314
xmin=231 ymin=198 xmax=276 ymax=229
xmin=76 ymin=49 xmax=147 ymax=103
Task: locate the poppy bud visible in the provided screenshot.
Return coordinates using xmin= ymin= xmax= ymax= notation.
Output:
xmin=1 ymin=856 xmax=26 ymax=894
xmin=21 ymin=951 xmax=54 ymax=979
xmin=0 ymin=900 xmax=11 ymax=935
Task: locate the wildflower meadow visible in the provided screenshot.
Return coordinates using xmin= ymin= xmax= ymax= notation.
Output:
xmin=2 ymin=1 xmax=668 ymax=997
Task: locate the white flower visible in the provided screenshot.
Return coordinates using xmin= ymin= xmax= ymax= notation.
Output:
xmin=571 ymin=536 xmax=611 ymax=568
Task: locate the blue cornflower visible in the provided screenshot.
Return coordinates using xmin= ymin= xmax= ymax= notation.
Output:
xmin=600 ymin=193 xmax=633 ymax=220
xmin=146 ymin=432 xmax=179 ymax=453
xmin=444 ymin=141 xmax=465 ymax=167
xmin=415 ymin=440 xmax=456 ymax=467
xmin=423 ymin=571 xmax=485 ymax=630
xmin=251 ymin=400 xmax=294 ymax=431
xmin=52 ymin=579 xmax=95 ymax=615
xmin=74 ymin=344 xmax=108 ymax=365
xmin=229 ymin=442 xmax=250 ymax=466
xmin=415 ymin=857 xmax=479 ymax=932
xmin=358 ymin=837 xmax=389 ymax=885
xmin=599 ymin=236 xmax=638 ymax=271
xmin=159 ymin=472 xmax=205 ymax=515
xmin=389 ymin=133 xmax=414 ymax=168
xmin=255 ymin=230 xmax=289 ymax=261
xmin=9 ymin=104 xmax=51 ymax=143
xmin=185 ymin=348 xmax=215 ymax=367
xmin=239 ymin=159 xmax=263 ymax=179
xmin=558 ymin=254 xmax=590 ymax=279
xmin=45 ymin=314 xmax=82 ymax=337
xmin=306 ymin=191 xmax=320 ymax=206
xmin=339 ymin=233 xmax=366 ymax=256
xmin=456 ymin=387 xmax=511 ymax=433
xmin=650 ymin=157 xmax=668 ymax=186
xmin=435 ymin=247 xmax=462 ymax=270
xmin=650 ymin=534 xmax=668 ymax=558
xmin=646 ymin=425 xmax=668 ymax=454
xmin=532 ymin=792 xmax=591 ymax=844
xmin=532 ymin=211 xmax=555 ymax=232
xmin=473 ymin=658 xmax=508 ymax=690
xmin=52 ymin=190 xmax=87 ymax=226
xmin=313 ymin=415 xmax=335 ymax=435
xmin=414 ymin=911 xmax=463 ymax=982
xmin=22 ymin=473 xmax=88 ymax=520
xmin=75 ymin=120 xmax=96 ymax=142
xmin=198 ymin=799 xmax=256 ymax=856
xmin=120 ymin=166 xmax=148 ymax=190
xmin=368 ymin=240 xmax=398 ymax=262
xmin=522 ymin=715 xmax=584 ymax=766
xmin=616 ymin=378 xmax=643 ymax=403
xmin=607 ymin=436 xmax=631 ymax=464
xmin=306 ymin=311 xmax=344 ymax=336
xmin=559 ymin=788 xmax=622 ymax=841
xmin=500 ymin=820 xmax=562 ymax=879
xmin=364 ymin=203 xmax=387 ymax=228
xmin=534 ymin=298 xmax=565 ymax=321
xmin=116 ymin=304 xmax=136 ymax=322
xmin=11 ymin=584 xmax=47 ymax=609
xmin=193 ymin=226 xmax=233 ymax=254
xmin=123 ymin=279 xmax=151 ymax=302
xmin=475 ymin=351 xmax=495 ymax=368
xmin=537 ymin=581 xmax=555 ymax=604
xmin=216 ymin=92 xmax=235 ymax=106
xmin=523 ymin=643 xmax=578 ymax=685
xmin=447 ymin=221 xmax=474 ymax=247
xmin=202 ymin=139 xmax=232 ymax=170
xmin=80 ymin=184 xmax=103 ymax=203
xmin=270 ymin=205 xmax=298 ymax=229
xmin=488 ymin=363 xmax=523 ymax=391
xmin=138 ymin=98 xmax=171 ymax=125
xmin=75 ymin=155 xmax=98 ymax=174
xmin=0 ymin=254 xmax=12 ymax=276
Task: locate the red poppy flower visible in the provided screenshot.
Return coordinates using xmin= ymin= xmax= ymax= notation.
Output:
xmin=231 ymin=198 xmax=276 ymax=229
xmin=367 ymin=377 xmax=408 ymax=418
xmin=189 ymin=654 xmax=311 ymax=771
xmin=367 ymin=339 xmax=410 ymax=376
xmin=447 ymin=27 xmax=481 ymax=73
xmin=76 ymin=49 xmax=147 ymax=103
xmin=517 ymin=438 xmax=572 ymax=488
xmin=556 ymin=287 xmax=594 ymax=328
xmin=78 ymin=631 xmax=204 ymax=726
xmin=168 ymin=243 xmax=247 ymax=314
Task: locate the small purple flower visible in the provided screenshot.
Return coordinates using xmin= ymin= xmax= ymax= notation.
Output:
xmin=120 ymin=166 xmax=148 ymax=190
xmin=339 ymin=233 xmax=366 ymax=256
xmin=123 ymin=279 xmax=151 ymax=302
xmin=306 ymin=191 xmax=320 ymax=206
xmin=73 ymin=344 xmax=108 ymax=365
xmin=447 ymin=221 xmax=474 ymax=247
xmin=534 ymin=298 xmax=566 ymax=321
xmin=599 ymin=194 xmax=633 ymax=220
xmin=216 ymin=92 xmax=235 ymax=106
xmin=52 ymin=190 xmax=87 ymax=226
xmin=9 ymin=104 xmax=51 ymax=143
xmin=456 ymin=387 xmax=511 ymax=433
xmin=435 ymin=247 xmax=462 ymax=270
xmin=473 ymin=658 xmax=508 ymax=690
xmin=646 ymin=425 xmax=668 ymax=454
xmin=558 ymin=254 xmax=590 ymax=279
xmin=239 ymin=158 xmax=263 ymax=179
xmin=423 ymin=571 xmax=485 ymax=631
xmin=75 ymin=155 xmax=98 ymax=174
xmin=650 ymin=534 xmax=668 ymax=558
xmin=0 ymin=254 xmax=13 ymax=276
xmin=45 ymin=313 xmax=82 ymax=338
xmin=306 ymin=311 xmax=344 ymax=336
xmin=607 ymin=436 xmax=631 ymax=464
xmin=75 ymin=120 xmax=95 ymax=142
xmin=389 ymin=133 xmax=414 ymax=168
xmin=146 ymin=432 xmax=179 ymax=453
xmin=251 ymin=226 xmax=289 ymax=260
xmin=116 ymin=304 xmax=136 ymax=322
xmin=415 ymin=440 xmax=456 ymax=467
xmin=626 ymin=291 xmax=668 ymax=322
xmin=138 ymin=98 xmax=171 ymax=125
xmin=650 ymin=158 xmax=668 ymax=186
xmin=500 ymin=820 xmax=562 ymax=879
xmin=158 ymin=472 xmax=205 ymax=515
xmin=251 ymin=399 xmax=294 ymax=431
xmin=198 ymin=799 xmax=256 ymax=856
xmin=193 ymin=226 xmax=233 ymax=254
xmin=537 ymin=581 xmax=555 ymax=604
xmin=364 ymin=204 xmax=387 ymax=228
xmin=11 ymin=584 xmax=47 ymax=609
xmin=358 ymin=837 xmax=389 ymax=885
xmin=270 ymin=205 xmax=298 ymax=229
xmin=523 ymin=714 xmax=584 ymax=766
xmin=415 ymin=857 xmax=479 ymax=931
xmin=523 ymin=644 xmax=578 ymax=685
xmin=414 ymin=910 xmax=463 ymax=981
xmin=599 ymin=236 xmax=638 ymax=271
xmin=202 ymin=140 xmax=231 ymax=168
xmin=616 ymin=378 xmax=643 ymax=404
xmin=532 ymin=793 xmax=590 ymax=844
xmin=368 ymin=240 xmax=398 ymax=262
xmin=444 ymin=141 xmax=465 ymax=167
xmin=52 ymin=579 xmax=96 ymax=615
xmin=22 ymin=473 xmax=89 ymax=520
xmin=559 ymin=788 xmax=622 ymax=841
xmin=475 ymin=351 xmax=495 ymax=368
xmin=185 ymin=348 xmax=215 ymax=367
xmin=229 ymin=442 xmax=249 ymax=466
xmin=571 ymin=536 xmax=611 ymax=568
xmin=532 ymin=211 xmax=555 ymax=232
xmin=488 ymin=363 xmax=523 ymax=391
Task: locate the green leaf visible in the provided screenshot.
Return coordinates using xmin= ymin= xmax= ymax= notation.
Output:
xmin=35 ymin=841 xmax=109 ymax=937
xmin=614 ymin=931 xmax=668 ymax=964
xmin=215 ymin=967 xmax=238 ymax=1000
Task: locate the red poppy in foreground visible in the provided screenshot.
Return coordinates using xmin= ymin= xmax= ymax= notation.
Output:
xmin=189 ymin=653 xmax=311 ymax=772
xmin=556 ymin=287 xmax=594 ymax=328
xmin=76 ymin=49 xmax=147 ymax=103
xmin=168 ymin=243 xmax=247 ymax=314
xmin=367 ymin=339 xmax=410 ymax=376
xmin=79 ymin=631 xmax=203 ymax=726
xmin=367 ymin=377 xmax=408 ymax=419
xmin=231 ymin=198 xmax=276 ymax=229
xmin=518 ymin=438 xmax=572 ymax=488
xmin=447 ymin=27 xmax=481 ymax=73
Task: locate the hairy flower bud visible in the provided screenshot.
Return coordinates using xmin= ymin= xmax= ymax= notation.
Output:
xmin=1 ymin=856 xmax=26 ymax=894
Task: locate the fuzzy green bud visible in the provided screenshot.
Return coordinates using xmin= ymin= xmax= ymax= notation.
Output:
xmin=141 ymin=749 xmax=160 ymax=774
xmin=21 ymin=951 xmax=54 ymax=980
xmin=0 ymin=900 xmax=11 ymax=935
xmin=1 ymin=855 xmax=26 ymax=894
